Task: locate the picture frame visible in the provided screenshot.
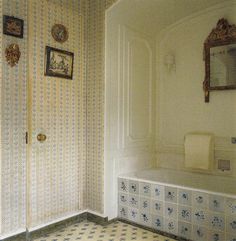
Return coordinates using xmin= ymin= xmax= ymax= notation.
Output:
xmin=45 ymin=46 xmax=74 ymax=79
xmin=3 ymin=15 xmax=24 ymax=38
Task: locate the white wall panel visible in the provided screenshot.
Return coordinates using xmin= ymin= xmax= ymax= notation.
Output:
xmin=123 ymin=28 xmax=153 ymax=148
xmin=156 ymin=2 xmax=236 ymax=175
xmin=105 ymin=11 xmax=155 ymax=218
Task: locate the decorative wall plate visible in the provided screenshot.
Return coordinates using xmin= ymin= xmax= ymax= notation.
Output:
xmin=5 ymin=43 xmax=21 ymax=67
xmin=51 ymin=24 xmax=68 ymax=43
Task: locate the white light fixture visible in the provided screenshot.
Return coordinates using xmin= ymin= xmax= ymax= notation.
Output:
xmin=164 ymin=53 xmax=175 ymax=72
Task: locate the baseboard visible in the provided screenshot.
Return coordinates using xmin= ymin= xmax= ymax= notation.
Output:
xmin=1 ymin=211 xmax=111 ymax=241
xmin=28 ymin=212 xmax=88 ymax=240
xmin=29 ymin=210 xmax=89 ymax=233
xmin=87 ymin=212 xmax=108 ymax=225
xmin=0 ymin=231 xmax=27 ymax=241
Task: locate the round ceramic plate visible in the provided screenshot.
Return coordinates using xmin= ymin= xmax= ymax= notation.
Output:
xmin=51 ymin=24 xmax=68 ymax=43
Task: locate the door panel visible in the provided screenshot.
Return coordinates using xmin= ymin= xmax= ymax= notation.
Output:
xmin=27 ymin=0 xmax=85 ymax=228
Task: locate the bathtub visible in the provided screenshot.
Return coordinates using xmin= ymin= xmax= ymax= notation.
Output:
xmin=120 ymin=168 xmax=236 ymax=196
xmin=118 ymin=168 xmax=236 ymax=241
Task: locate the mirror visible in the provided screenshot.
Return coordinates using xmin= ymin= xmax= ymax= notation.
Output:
xmin=210 ymin=44 xmax=236 ymax=87
xmin=203 ymin=19 xmax=236 ymax=102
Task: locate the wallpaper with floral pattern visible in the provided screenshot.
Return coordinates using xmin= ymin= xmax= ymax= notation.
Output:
xmin=0 ymin=0 xmax=118 ymax=237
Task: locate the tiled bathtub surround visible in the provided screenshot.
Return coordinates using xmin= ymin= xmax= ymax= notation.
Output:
xmin=118 ymin=177 xmax=236 ymax=241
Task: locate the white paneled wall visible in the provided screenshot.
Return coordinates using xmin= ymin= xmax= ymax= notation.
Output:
xmin=105 ymin=9 xmax=156 ymax=219
xmin=156 ymin=2 xmax=236 ymax=176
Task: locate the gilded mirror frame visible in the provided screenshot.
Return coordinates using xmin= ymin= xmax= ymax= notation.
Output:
xmin=203 ymin=18 xmax=236 ymax=102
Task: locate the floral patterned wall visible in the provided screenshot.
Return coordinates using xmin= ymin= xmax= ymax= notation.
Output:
xmin=0 ymin=1 xmax=2 ymax=234
xmin=0 ymin=0 xmax=119 ymax=237
xmin=0 ymin=0 xmax=87 ymax=236
xmin=27 ymin=0 xmax=86 ymax=228
xmin=0 ymin=0 xmax=28 ymax=236
xmin=86 ymin=0 xmax=118 ymax=213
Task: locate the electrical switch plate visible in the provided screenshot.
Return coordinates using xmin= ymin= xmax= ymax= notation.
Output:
xmin=218 ymin=159 xmax=230 ymax=171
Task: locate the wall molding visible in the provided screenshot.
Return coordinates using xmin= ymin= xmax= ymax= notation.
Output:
xmin=121 ymin=25 xmax=154 ymax=149
xmin=105 ymin=0 xmax=120 ymax=11
xmin=156 ymin=0 xmax=236 ymax=41
xmin=126 ymin=38 xmax=152 ymax=141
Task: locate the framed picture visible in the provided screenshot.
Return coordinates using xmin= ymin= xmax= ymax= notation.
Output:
xmin=45 ymin=46 xmax=74 ymax=79
xmin=3 ymin=15 xmax=24 ymax=38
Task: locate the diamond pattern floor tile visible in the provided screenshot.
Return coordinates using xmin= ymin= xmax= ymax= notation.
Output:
xmin=33 ymin=221 xmax=176 ymax=241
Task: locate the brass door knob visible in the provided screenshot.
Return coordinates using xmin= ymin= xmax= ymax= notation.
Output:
xmin=37 ymin=133 xmax=47 ymax=142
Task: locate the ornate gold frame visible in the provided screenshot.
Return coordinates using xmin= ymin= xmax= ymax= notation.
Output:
xmin=5 ymin=43 xmax=21 ymax=67
xmin=203 ymin=18 xmax=236 ymax=102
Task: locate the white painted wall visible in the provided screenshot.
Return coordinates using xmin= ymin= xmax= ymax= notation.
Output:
xmin=105 ymin=7 xmax=156 ymax=219
xmin=156 ymin=1 xmax=236 ymax=176
xmin=105 ymin=0 xmax=236 ymax=220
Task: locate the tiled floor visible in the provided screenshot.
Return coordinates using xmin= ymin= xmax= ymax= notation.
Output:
xmin=33 ymin=220 xmax=177 ymax=241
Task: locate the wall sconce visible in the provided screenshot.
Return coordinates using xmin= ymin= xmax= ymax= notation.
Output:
xmin=164 ymin=53 xmax=175 ymax=72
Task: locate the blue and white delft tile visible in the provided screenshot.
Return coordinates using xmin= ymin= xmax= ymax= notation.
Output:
xmin=140 ymin=182 xmax=151 ymax=197
xmin=192 ymin=225 xmax=208 ymax=241
xmin=152 ymin=215 xmax=164 ymax=231
xmin=140 ymin=197 xmax=151 ymax=212
xmin=151 ymin=200 xmax=164 ymax=216
xmin=192 ymin=209 xmax=208 ymax=225
xmin=164 ymin=218 xmax=178 ymax=235
xmin=178 ymin=221 xmax=192 ymax=240
xmin=129 ymin=180 xmax=139 ymax=195
xmin=226 ymin=215 xmax=236 ymax=234
xmin=178 ymin=205 xmax=191 ymax=223
xmin=151 ymin=184 xmax=164 ymax=200
xmin=128 ymin=207 xmax=139 ymax=223
xmin=128 ymin=194 xmax=139 ymax=209
xmin=226 ymin=233 xmax=236 ymax=241
xmin=178 ymin=189 xmax=192 ymax=206
xmin=209 ymin=213 xmax=225 ymax=231
xmin=208 ymin=231 xmax=225 ymax=241
xmin=139 ymin=212 xmax=152 ymax=227
xmin=164 ymin=202 xmax=177 ymax=219
xmin=118 ymin=206 xmax=128 ymax=219
xmin=226 ymin=198 xmax=236 ymax=215
xmin=165 ymin=187 xmax=177 ymax=203
xmin=192 ymin=191 xmax=208 ymax=209
xmin=118 ymin=178 xmax=128 ymax=193
xmin=209 ymin=195 xmax=225 ymax=213
xmin=118 ymin=193 xmax=128 ymax=206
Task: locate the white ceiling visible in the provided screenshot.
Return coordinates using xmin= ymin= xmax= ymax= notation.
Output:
xmin=107 ymin=0 xmax=233 ymax=36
